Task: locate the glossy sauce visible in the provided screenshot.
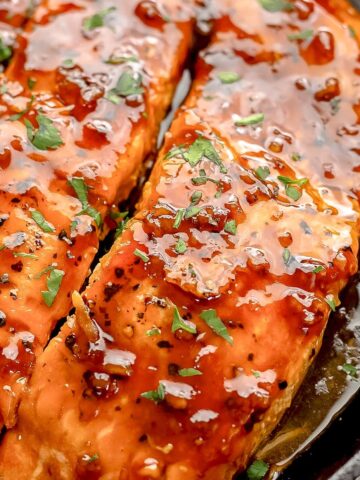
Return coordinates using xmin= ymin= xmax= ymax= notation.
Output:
xmin=0 ymin=0 xmax=196 ymax=427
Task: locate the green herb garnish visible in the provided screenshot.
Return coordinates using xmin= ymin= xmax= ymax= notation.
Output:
xmin=146 ymin=327 xmax=161 ymax=336
xmin=218 ymin=71 xmax=240 ymax=84
xmin=86 ymin=454 xmax=99 ymax=463
xmin=291 ymin=152 xmax=302 ymax=162
xmin=178 ymin=368 xmax=202 ymax=377
xmin=325 ymin=295 xmax=336 ymax=312
xmin=68 ymin=177 xmax=102 ymax=227
xmin=141 ymin=382 xmax=165 ymax=403
xmin=224 ymin=220 xmax=237 ymax=235
xmin=27 ymin=77 xmax=36 ymax=90
xmin=0 ymin=38 xmax=12 ymax=62
xmin=199 ymin=309 xmax=233 ymax=345
xmin=247 ymin=459 xmax=269 ymax=480
xmin=184 ymin=205 xmax=201 ymax=219
xmin=190 ymin=190 xmax=202 ymax=205
xmin=348 ymin=25 xmax=356 ymax=38
xmin=41 ymin=269 xmax=64 ymax=306
xmin=255 ymin=166 xmax=270 ymax=180
xmin=31 ymin=210 xmax=55 ymax=233
xmin=134 ymin=248 xmax=149 ymax=263
xmin=62 ymin=58 xmax=74 ymax=68
xmin=106 ymin=54 xmax=138 ymax=64
xmin=35 ymin=264 xmax=55 ymax=280
xmin=83 ymin=7 xmax=115 ymax=31
xmin=288 ymin=29 xmax=313 ymax=41
xmin=106 ymin=71 xmax=144 ymax=104
xmin=173 ymin=208 xmax=185 ymax=229
xmin=167 ymin=137 xmax=227 ymax=174
xmin=258 ymin=0 xmax=294 ymax=12
xmin=13 ymin=252 xmax=38 ymax=259
xmin=342 ymin=363 xmax=357 ymax=378
xmin=172 ymin=306 xmax=196 ymax=334
xmin=175 ymin=238 xmax=187 ymax=254
xmin=278 ymin=175 xmax=308 ymax=201
xmin=283 ymin=247 xmax=291 ymax=265
xmin=313 ymin=265 xmax=324 ymax=274
xmin=25 ymin=114 xmax=63 ymax=150
xmin=235 ymin=113 xmax=265 ymax=127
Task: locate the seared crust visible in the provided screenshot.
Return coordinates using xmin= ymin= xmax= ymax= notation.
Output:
xmin=1 ymin=0 xmax=360 ymax=479
xmin=0 ymin=0 xmax=196 ymax=427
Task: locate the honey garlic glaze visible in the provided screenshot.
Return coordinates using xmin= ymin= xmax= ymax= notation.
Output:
xmin=0 ymin=0 xmax=360 ymax=479
xmin=0 ymin=0 xmax=196 ymax=428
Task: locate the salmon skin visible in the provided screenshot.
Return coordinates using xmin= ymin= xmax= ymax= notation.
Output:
xmin=1 ymin=0 xmax=360 ymax=478
xmin=0 ymin=0 xmax=196 ymax=428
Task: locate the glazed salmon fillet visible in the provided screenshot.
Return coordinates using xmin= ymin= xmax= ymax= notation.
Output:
xmin=0 ymin=0 xmax=196 ymax=428
xmin=1 ymin=0 xmax=360 ymax=478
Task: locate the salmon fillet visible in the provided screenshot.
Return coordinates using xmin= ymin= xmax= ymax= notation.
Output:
xmin=1 ymin=0 xmax=360 ymax=478
xmin=0 ymin=0 xmax=196 ymax=428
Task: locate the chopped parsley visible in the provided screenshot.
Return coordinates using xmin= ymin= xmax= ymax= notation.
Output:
xmin=313 ymin=265 xmax=324 ymax=274
xmin=278 ymin=175 xmax=308 ymax=201
xmin=258 ymin=0 xmax=294 ymax=12
xmin=348 ymin=25 xmax=356 ymax=38
xmin=325 ymin=295 xmax=336 ymax=312
xmin=85 ymin=454 xmax=99 ymax=463
xmin=0 ymin=38 xmax=12 ymax=63
xmin=200 ymin=309 xmax=233 ymax=345
xmin=68 ymin=177 xmax=102 ymax=227
xmin=141 ymin=382 xmax=165 ymax=403
xmin=175 ymin=238 xmax=187 ymax=254
xmin=191 ymin=173 xmax=219 ymax=186
xmin=255 ymin=166 xmax=270 ymax=180
xmin=247 ymin=459 xmax=269 ymax=480
xmin=106 ymin=54 xmax=138 ymax=64
xmin=106 ymin=71 xmax=144 ymax=104
xmin=342 ymin=363 xmax=357 ymax=378
xmin=27 ymin=77 xmax=36 ymax=90
xmin=277 ymin=175 xmax=308 ymax=187
xmin=41 ymin=269 xmax=64 ymax=307
xmin=166 ymin=137 xmax=227 ymax=174
xmin=35 ymin=264 xmax=55 ymax=280
xmin=82 ymin=6 xmax=115 ymax=31
xmin=291 ymin=152 xmax=302 ymax=162
xmin=190 ymin=190 xmax=202 ymax=205
xmin=288 ymin=29 xmax=313 ymax=41
xmin=224 ymin=220 xmax=237 ymax=235
xmin=134 ymin=248 xmax=149 ymax=263
xmin=113 ymin=211 xmax=129 ymax=239
xmin=13 ymin=252 xmax=37 ymax=259
xmin=25 ymin=114 xmax=63 ymax=150
xmin=146 ymin=327 xmax=161 ymax=336
xmin=178 ymin=368 xmax=202 ymax=377
xmin=234 ymin=113 xmax=265 ymax=127
xmin=283 ymin=247 xmax=291 ymax=265
xmin=31 ymin=210 xmax=55 ymax=233
xmin=218 ymin=71 xmax=240 ymax=84
xmin=184 ymin=205 xmax=201 ymax=219
xmin=62 ymin=58 xmax=74 ymax=68
xmin=172 ymin=305 xmax=197 ymax=334
xmin=173 ymin=208 xmax=185 ymax=229
xmin=9 ymin=95 xmax=34 ymax=121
